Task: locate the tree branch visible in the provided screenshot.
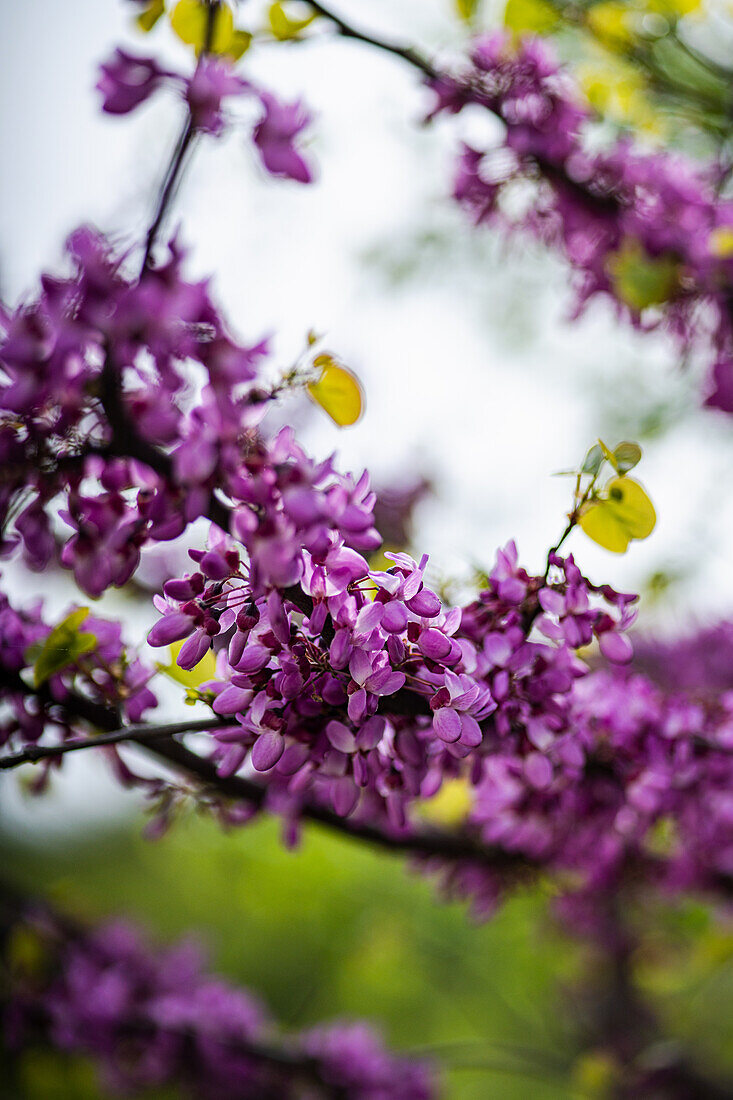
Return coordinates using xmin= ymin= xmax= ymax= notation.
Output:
xmin=0 ymin=664 xmax=527 ymax=876
xmin=139 ymin=1 xmax=223 ymax=272
xmin=0 ymin=716 xmax=232 ymax=771
xmin=306 ymin=1 xmax=440 ymax=81
xmin=140 ymin=119 xmax=198 ymax=275
xmin=144 ymin=735 xmax=528 ymax=873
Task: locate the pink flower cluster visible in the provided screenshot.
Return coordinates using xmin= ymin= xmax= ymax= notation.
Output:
xmin=0 ymin=588 xmax=156 ymax=791
xmin=146 ymin=537 xmax=635 ymax=830
xmin=436 ymin=33 xmax=733 ymax=413
xmin=5 ymin=907 xmax=435 ymax=1100
xmin=98 ymin=47 xmax=313 ymax=180
xmin=0 ymin=228 xmax=380 ymax=599
xmin=432 ymin=659 xmax=733 ymax=919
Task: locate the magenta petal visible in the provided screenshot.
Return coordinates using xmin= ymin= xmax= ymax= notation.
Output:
xmin=382 ymin=602 xmax=408 ymax=633
xmin=347 ymin=687 xmax=367 ymax=723
xmin=251 ymin=730 xmax=285 ymax=772
xmin=599 ymin=631 xmax=633 ymax=664
xmin=147 ymin=612 xmax=194 ymax=648
xmin=418 ymin=628 xmax=452 ymax=661
xmin=233 ymin=644 xmax=270 ymax=674
xmin=177 ymin=629 xmax=211 ymax=669
xmin=525 ymin=752 xmax=553 ymax=790
xmin=458 ymin=713 xmax=482 ymax=748
xmin=375 ymin=671 xmax=406 ymax=696
xmin=331 ymin=777 xmax=359 ymax=817
xmin=213 ymin=685 xmax=251 ymax=716
xmin=326 ymin=720 xmax=357 ymax=753
xmin=433 ymin=707 xmax=461 ymax=743
xmin=406 ymin=589 xmax=441 ymax=617
xmin=356 ymin=716 xmax=386 ymax=751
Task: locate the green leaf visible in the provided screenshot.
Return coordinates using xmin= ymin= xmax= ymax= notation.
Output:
xmin=606 ymin=238 xmax=680 ymax=312
xmin=170 ymin=0 xmax=241 ymax=56
xmin=579 ymin=476 xmax=656 ymax=553
xmin=504 ymin=0 xmax=559 ymax=35
xmin=33 ymin=608 xmax=97 ymax=687
xmin=613 ymin=441 xmax=642 ymax=474
xmin=597 ymin=438 xmax=619 ymax=472
xmin=709 ymin=227 xmax=733 ymax=258
xmin=268 ymin=1 xmax=317 ymax=40
xmin=158 ymin=639 xmax=217 ymax=690
xmin=581 ymin=442 xmax=604 ymax=476
xmin=455 ymin=0 xmax=481 ymax=23
xmin=227 ymin=28 xmax=253 ymax=59
xmin=136 ymin=0 xmax=166 ymax=32
xmin=307 ymin=355 xmax=364 ymax=427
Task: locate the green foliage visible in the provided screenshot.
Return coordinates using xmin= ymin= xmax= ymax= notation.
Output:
xmin=170 ymin=0 xmax=251 ymax=59
xmin=307 ymin=355 xmax=364 ymax=427
xmin=268 ymin=1 xmax=318 ymax=41
xmin=504 ymin=0 xmax=560 ymax=37
xmin=455 ymin=0 xmax=483 ymax=24
xmin=568 ymin=440 xmax=655 ymax=554
xmin=1 ymin=816 xmax=580 ymax=1099
xmin=135 ymin=0 xmax=166 ymax=33
xmin=30 ymin=609 xmax=97 ymax=688
xmin=606 ymin=239 xmax=680 ymax=312
xmin=610 ymin=440 xmax=642 ymax=474
xmin=157 ymin=640 xmax=217 ymax=690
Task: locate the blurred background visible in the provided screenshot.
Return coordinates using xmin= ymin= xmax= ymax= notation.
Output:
xmin=4 ymin=0 xmax=733 ymax=1095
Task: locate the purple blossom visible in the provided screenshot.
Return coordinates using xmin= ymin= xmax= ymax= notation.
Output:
xmin=5 ymin=909 xmax=436 ymax=1100
xmin=253 ymin=93 xmax=313 ymax=183
xmin=97 ymin=49 xmax=172 ymax=115
xmin=185 ymin=57 xmax=248 ymax=135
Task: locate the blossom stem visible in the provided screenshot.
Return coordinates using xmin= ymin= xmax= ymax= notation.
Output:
xmin=140 ymin=119 xmax=198 ymax=274
xmin=543 ymin=517 xmax=576 ymax=581
xmin=139 ymin=0 xmax=221 ymax=272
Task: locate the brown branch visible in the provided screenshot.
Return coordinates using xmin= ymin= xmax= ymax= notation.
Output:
xmin=306 ymin=1 xmax=440 ymax=81
xmin=0 ymin=663 xmax=525 ymax=876
xmin=139 ymin=1 xmax=222 ymax=272
xmin=0 ymin=716 xmax=232 ymax=771
xmin=144 ymin=735 xmax=527 ymax=873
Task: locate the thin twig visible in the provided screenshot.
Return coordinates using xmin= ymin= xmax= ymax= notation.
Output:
xmin=306 ymin=1 xmax=440 ymax=80
xmin=139 ymin=0 xmax=221 ymax=272
xmin=140 ymin=120 xmax=198 ymax=274
xmin=0 ymin=716 xmax=231 ymax=771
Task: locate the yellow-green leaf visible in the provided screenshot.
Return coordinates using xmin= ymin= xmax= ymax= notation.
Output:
xmin=606 ymin=238 xmax=679 ymax=312
xmin=158 ymin=639 xmax=217 ymax=690
xmin=709 ymin=226 xmax=733 ymax=259
xmin=455 ymin=0 xmax=481 ymax=23
xmin=419 ymin=778 xmax=473 ymax=826
xmin=136 ymin=0 xmax=166 ymax=32
xmin=307 ymin=355 xmax=364 ymax=427
xmin=613 ymin=441 xmax=642 ymax=474
xmin=7 ymin=926 xmax=47 ymax=978
xmin=268 ymin=1 xmax=317 ymax=40
xmin=504 ymin=0 xmax=559 ymax=35
xmin=170 ymin=0 xmax=236 ymax=55
xmin=586 ymin=1 xmax=634 ymax=48
xmin=578 ymin=56 xmax=661 ymax=137
xmin=579 ymin=476 xmax=656 ymax=553
xmin=572 ymin=1049 xmax=620 ymax=1096
xmin=597 ymin=438 xmax=619 ymax=471
xmin=227 ymin=28 xmax=253 ymax=59
xmin=581 ymin=442 xmax=604 ymax=476
xmin=33 ymin=608 xmax=97 ymax=687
